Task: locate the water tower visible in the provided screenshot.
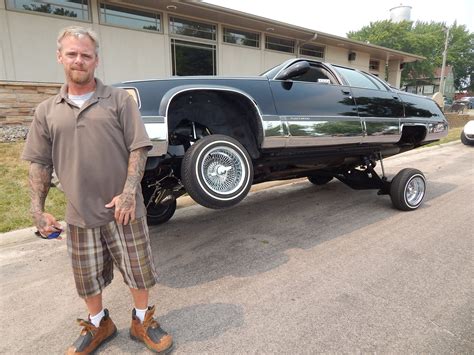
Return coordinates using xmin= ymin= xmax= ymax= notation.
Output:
xmin=390 ymin=4 xmax=412 ymax=22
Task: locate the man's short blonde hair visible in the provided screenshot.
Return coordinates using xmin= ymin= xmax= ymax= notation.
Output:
xmin=57 ymin=26 xmax=99 ymax=55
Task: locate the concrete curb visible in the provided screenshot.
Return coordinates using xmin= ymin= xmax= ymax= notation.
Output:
xmin=0 ymin=140 xmax=462 ymax=246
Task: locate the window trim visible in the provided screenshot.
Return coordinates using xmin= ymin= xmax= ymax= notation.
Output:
xmin=299 ymin=43 xmax=325 ymax=59
xmin=170 ymin=38 xmax=217 ymax=76
xmin=5 ymin=0 xmax=92 ymax=22
xmin=369 ymin=59 xmax=380 ymax=71
xmin=98 ymin=1 xmax=162 ymax=33
xmin=265 ymin=34 xmax=295 ymax=54
xmin=169 ymin=15 xmax=217 ymax=42
xmin=223 ymin=26 xmax=260 ymax=49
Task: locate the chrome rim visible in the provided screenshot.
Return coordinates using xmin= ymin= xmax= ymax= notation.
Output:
xmin=405 ymin=175 xmax=425 ymax=206
xmin=201 ymin=146 xmax=246 ymax=195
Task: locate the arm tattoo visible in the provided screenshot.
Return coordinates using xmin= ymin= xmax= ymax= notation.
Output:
xmin=29 ymin=163 xmax=52 ymax=223
xmin=123 ymin=147 xmax=147 ymax=195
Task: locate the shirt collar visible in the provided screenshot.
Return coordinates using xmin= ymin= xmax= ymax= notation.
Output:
xmin=56 ymin=78 xmax=111 ymax=104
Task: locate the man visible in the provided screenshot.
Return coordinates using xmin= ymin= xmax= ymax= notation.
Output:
xmin=22 ymin=26 xmax=173 ymax=354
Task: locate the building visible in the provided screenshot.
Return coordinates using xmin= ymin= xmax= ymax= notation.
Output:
xmin=1 ymin=0 xmax=425 ymax=87
xmin=403 ymin=66 xmax=455 ymax=100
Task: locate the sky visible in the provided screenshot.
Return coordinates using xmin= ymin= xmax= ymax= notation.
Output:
xmin=204 ymin=0 xmax=473 ymax=37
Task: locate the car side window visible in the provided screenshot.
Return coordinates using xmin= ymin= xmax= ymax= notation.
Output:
xmin=292 ymin=65 xmax=336 ymax=84
xmin=335 ymin=66 xmax=382 ymax=90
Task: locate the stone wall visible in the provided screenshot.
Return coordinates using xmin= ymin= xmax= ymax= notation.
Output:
xmin=0 ymin=81 xmax=61 ymax=125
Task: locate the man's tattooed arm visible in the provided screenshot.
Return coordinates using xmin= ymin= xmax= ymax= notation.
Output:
xmin=28 ymin=162 xmax=53 ymax=230
xmin=124 ymin=147 xmax=148 ymax=196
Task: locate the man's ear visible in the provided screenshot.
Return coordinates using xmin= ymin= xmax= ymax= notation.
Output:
xmin=57 ymin=50 xmax=63 ymax=64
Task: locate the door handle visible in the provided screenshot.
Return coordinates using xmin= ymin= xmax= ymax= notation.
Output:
xmin=341 ymin=89 xmax=351 ymax=95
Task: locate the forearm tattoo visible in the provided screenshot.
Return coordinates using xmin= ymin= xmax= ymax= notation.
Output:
xmin=29 ymin=163 xmax=52 ymax=224
xmin=123 ymin=147 xmax=147 ymax=196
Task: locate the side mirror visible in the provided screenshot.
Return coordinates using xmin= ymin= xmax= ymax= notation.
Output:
xmin=275 ymin=61 xmax=310 ymax=80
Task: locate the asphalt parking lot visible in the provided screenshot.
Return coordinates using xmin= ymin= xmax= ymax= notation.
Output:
xmin=0 ymin=142 xmax=473 ymax=354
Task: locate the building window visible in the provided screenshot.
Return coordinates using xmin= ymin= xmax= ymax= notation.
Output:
xmin=6 ymin=0 xmax=90 ymax=21
xmin=169 ymin=17 xmax=216 ymax=41
xmin=99 ymin=3 xmax=160 ymax=32
xmin=223 ymin=27 xmax=259 ymax=48
xmin=265 ymin=36 xmax=294 ymax=53
xmin=369 ymin=60 xmax=380 ymax=71
xmin=171 ymin=39 xmax=216 ymax=76
xmin=299 ymin=44 xmax=325 ymax=59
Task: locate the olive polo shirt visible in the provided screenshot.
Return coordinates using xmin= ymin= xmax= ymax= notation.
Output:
xmin=22 ymin=79 xmax=152 ymax=228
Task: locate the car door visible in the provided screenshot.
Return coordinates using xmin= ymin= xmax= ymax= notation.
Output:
xmin=332 ymin=66 xmax=403 ymax=144
xmin=269 ymin=63 xmax=363 ymax=147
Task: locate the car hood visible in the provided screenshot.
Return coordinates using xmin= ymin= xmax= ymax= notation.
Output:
xmin=464 ymin=120 xmax=474 ymax=135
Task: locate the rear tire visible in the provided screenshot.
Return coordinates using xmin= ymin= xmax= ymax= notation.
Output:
xmin=181 ymin=134 xmax=253 ymax=209
xmin=142 ymin=184 xmax=177 ymax=225
xmin=307 ymin=175 xmax=333 ymax=185
xmin=390 ymin=168 xmax=426 ymax=211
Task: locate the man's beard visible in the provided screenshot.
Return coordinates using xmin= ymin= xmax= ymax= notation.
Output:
xmin=68 ymin=69 xmax=93 ymax=85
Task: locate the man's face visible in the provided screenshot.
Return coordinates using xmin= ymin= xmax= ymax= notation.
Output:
xmin=57 ymin=35 xmax=98 ymax=86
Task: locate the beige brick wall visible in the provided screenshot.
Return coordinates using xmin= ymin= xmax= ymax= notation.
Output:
xmin=0 ymin=81 xmax=61 ymax=125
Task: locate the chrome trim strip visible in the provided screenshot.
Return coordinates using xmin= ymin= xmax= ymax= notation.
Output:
xmin=142 ymin=115 xmax=165 ymax=123
xmin=362 ymin=117 xmax=401 ymax=143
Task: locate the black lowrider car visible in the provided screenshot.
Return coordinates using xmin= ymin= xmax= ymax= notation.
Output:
xmin=115 ymin=59 xmax=448 ymax=224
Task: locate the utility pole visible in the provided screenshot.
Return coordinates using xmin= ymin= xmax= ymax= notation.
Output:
xmin=439 ymin=26 xmax=450 ymax=95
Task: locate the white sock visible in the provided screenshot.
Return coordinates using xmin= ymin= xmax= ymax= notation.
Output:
xmin=135 ymin=307 xmax=148 ymax=323
xmin=90 ymin=309 xmax=105 ymax=327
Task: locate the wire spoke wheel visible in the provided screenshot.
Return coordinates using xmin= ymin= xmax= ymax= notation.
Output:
xmin=181 ymin=134 xmax=253 ymax=209
xmin=202 ymin=147 xmax=245 ymax=195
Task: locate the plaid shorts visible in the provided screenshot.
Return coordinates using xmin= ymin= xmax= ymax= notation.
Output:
xmin=67 ymin=217 xmax=158 ymax=298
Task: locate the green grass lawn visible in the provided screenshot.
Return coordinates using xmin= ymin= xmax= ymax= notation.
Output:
xmin=0 ymin=141 xmax=66 ymax=233
xmin=0 ymin=126 xmax=465 ymax=233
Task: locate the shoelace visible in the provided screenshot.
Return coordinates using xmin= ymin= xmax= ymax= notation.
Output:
xmin=76 ymin=319 xmax=97 ymax=335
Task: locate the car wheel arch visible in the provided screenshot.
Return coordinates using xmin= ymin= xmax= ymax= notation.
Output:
xmin=163 ymin=87 xmax=263 ymax=159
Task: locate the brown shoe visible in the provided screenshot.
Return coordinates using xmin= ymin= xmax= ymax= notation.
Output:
xmin=66 ymin=309 xmax=117 ymax=355
xmin=130 ymin=306 xmax=173 ymax=354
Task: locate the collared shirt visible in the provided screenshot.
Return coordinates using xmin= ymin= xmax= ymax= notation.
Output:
xmin=22 ymin=78 xmax=152 ymax=228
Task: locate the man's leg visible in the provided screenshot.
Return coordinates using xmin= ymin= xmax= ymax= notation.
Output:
xmin=84 ymin=293 xmax=103 ymax=317
xmin=66 ymin=224 xmax=117 ymax=355
xmin=108 ymin=217 xmax=173 ymax=353
xmin=130 ymin=288 xmax=148 ymax=309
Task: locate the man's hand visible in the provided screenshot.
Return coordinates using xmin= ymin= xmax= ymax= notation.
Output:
xmin=105 ymin=191 xmax=136 ymax=225
xmin=33 ymin=212 xmax=62 ymax=237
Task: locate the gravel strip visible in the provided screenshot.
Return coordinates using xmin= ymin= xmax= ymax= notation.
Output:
xmin=0 ymin=125 xmax=29 ymax=143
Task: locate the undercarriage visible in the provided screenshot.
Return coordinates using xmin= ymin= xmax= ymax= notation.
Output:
xmin=141 ymin=143 xmax=426 ymax=225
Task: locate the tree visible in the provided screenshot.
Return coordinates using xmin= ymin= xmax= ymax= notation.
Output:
xmin=348 ymin=21 xmax=473 ymax=91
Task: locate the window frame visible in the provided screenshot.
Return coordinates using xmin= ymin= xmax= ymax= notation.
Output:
xmin=223 ymin=27 xmax=260 ymax=49
xmin=265 ymin=35 xmax=295 ymax=54
xmin=98 ymin=2 xmax=162 ymax=33
xmin=5 ymin=0 xmax=91 ymax=22
xmin=299 ymin=43 xmax=325 ymax=60
xmin=169 ymin=16 xmax=217 ymax=42
xmin=369 ymin=59 xmax=380 ymax=71
xmin=170 ymin=38 xmax=217 ymax=76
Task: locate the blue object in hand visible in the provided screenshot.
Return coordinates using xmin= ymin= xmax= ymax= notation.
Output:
xmin=47 ymin=229 xmax=62 ymax=239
